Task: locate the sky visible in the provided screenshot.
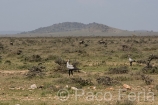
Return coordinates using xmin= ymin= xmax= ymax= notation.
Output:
xmin=0 ymin=0 xmax=158 ymax=32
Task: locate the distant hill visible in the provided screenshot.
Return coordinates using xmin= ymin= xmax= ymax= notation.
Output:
xmin=11 ymin=22 xmax=158 ymax=37
xmin=134 ymin=30 xmax=154 ymax=32
xmin=22 ymin=22 xmax=123 ymax=34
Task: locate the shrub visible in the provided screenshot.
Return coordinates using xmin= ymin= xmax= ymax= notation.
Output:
xmin=54 ymin=65 xmax=67 ymax=73
xmin=54 ymin=58 xmax=67 ymax=73
xmin=71 ymin=60 xmax=80 ymax=67
xmin=108 ymin=66 xmax=129 ymax=74
xmin=54 ymin=57 xmax=66 ymax=66
xmin=96 ymin=76 xmax=120 ymax=86
xmin=71 ymin=77 xmax=93 ymax=87
xmin=26 ymin=65 xmax=46 ymax=78
xmin=96 ymin=76 xmax=112 ymax=86
xmin=17 ymin=50 xmax=22 ymax=55
xmin=55 ymin=77 xmax=86 ymax=88
xmin=142 ymin=66 xmax=158 ymax=74
xmin=84 ymin=43 xmax=88 ymax=47
xmin=130 ymin=71 xmax=142 ymax=80
xmin=25 ymin=54 xmax=42 ymax=62
xmin=114 ymin=76 xmax=133 ymax=81
xmin=4 ymin=60 xmax=11 ymax=65
xmin=141 ymin=74 xmax=153 ymax=85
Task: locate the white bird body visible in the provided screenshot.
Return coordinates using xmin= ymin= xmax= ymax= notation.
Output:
xmin=129 ymin=57 xmax=133 ymax=62
xmin=67 ymin=60 xmax=81 ymax=76
xmin=67 ymin=60 xmax=74 ymax=69
xmin=128 ymin=55 xmax=135 ymax=66
xmin=67 ymin=60 xmax=75 ymax=76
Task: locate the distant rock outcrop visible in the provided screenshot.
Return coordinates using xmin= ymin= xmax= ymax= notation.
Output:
xmin=23 ymin=22 xmax=122 ymax=34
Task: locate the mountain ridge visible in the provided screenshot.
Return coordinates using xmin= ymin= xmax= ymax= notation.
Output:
xmin=22 ymin=22 xmax=123 ymax=34
xmin=2 ymin=22 xmax=157 ymax=37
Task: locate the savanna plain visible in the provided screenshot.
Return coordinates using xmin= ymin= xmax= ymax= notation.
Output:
xmin=0 ymin=36 xmax=158 ymax=105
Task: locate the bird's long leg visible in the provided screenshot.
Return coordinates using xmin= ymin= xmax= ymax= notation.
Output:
xmin=71 ymin=70 xmax=73 ymax=75
xmin=69 ymin=70 xmax=71 ymax=76
xmin=130 ymin=62 xmax=132 ymax=66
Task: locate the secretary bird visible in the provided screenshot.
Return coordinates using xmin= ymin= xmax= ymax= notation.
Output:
xmin=66 ymin=60 xmax=80 ymax=76
xmin=128 ymin=55 xmax=136 ymax=66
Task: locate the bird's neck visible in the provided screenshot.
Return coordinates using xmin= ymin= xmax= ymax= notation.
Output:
xmin=67 ymin=62 xmax=69 ymax=66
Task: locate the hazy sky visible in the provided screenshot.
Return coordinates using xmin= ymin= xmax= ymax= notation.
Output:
xmin=0 ymin=0 xmax=158 ymax=31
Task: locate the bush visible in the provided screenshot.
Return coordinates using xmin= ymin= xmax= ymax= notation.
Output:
xmin=142 ymin=66 xmax=158 ymax=74
xmin=130 ymin=71 xmax=142 ymax=80
xmin=4 ymin=60 xmax=11 ymax=65
xmin=54 ymin=58 xmax=67 ymax=73
xmin=71 ymin=60 xmax=80 ymax=67
xmin=54 ymin=57 xmax=66 ymax=66
xmin=54 ymin=65 xmax=67 ymax=73
xmin=17 ymin=50 xmax=22 ymax=55
xmin=108 ymin=66 xmax=129 ymax=74
xmin=55 ymin=77 xmax=93 ymax=89
xmin=97 ymin=76 xmax=112 ymax=86
xmin=26 ymin=65 xmax=46 ymax=78
xmin=141 ymin=74 xmax=153 ymax=85
xmin=114 ymin=76 xmax=133 ymax=81
xmin=71 ymin=77 xmax=93 ymax=87
xmin=96 ymin=76 xmax=120 ymax=86
xmin=25 ymin=55 xmax=42 ymax=62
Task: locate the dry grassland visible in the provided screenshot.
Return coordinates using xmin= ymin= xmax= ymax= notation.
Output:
xmin=0 ymin=36 xmax=158 ymax=105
